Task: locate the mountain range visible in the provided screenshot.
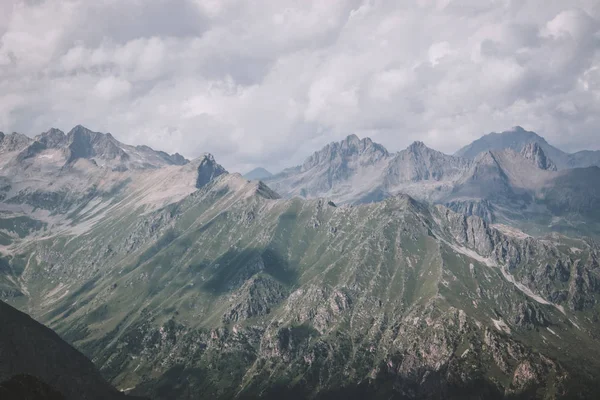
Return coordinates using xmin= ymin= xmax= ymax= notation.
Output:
xmin=0 ymin=125 xmax=599 ymax=399
xmin=1 ymin=125 xmax=187 ymax=172
xmin=263 ymin=127 xmax=600 ymax=237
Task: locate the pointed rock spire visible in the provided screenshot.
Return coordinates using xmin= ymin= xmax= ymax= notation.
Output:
xmin=196 ymin=153 xmax=227 ymax=188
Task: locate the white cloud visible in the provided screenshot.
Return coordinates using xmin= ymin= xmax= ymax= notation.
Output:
xmin=428 ymin=42 xmax=454 ymax=66
xmin=544 ymin=9 xmax=598 ymax=40
xmin=0 ymin=0 xmax=599 ymax=173
xmin=93 ymin=76 xmax=132 ymax=100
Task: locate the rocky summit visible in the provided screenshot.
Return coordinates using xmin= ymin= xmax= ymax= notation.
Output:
xmin=0 ymin=126 xmax=599 ymax=400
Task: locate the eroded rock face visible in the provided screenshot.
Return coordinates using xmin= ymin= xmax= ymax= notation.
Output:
xmin=65 ymin=126 xmax=129 ymax=164
xmin=385 ymin=141 xmax=471 ymax=184
xmin=521 ymin=142 xmax=557 ymax=171
xmin=38 ymin=128 xmax=67 ymax=148
xmin=445 ymin=199 xmax=495 ymax=223
xmin=436 ymin=204 xmax=600 ymax=313
xmin=162 ymin=152 xmax=188 ymax=166
xmin=0 ymin=132 xmax=31 ymax=153
xmin=301 ymin=134 xmax=389 ymax=173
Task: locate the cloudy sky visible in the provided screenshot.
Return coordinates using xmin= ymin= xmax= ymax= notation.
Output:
xmin=1 ymin=0 xmax=599 ymax=172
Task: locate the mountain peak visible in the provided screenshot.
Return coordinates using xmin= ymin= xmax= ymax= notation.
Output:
xmin=385 ymin=141 xmax=471 ymax=185
xmin=455 ymin=126 xmax=550 ymax=160
xmin=244 ymin=167 xmax=273 ymax=181
xmin=168 ymin=152 xmax=188 ymax=165
xmin=0 ymin=131 xmax=32 ymax=153
xmin=202 ymin=153 xmax=216 ymax=163
xmin=343 ymin=133 xmax=360 ymax=144
xmin=65 ymin=125 xmax=127 ymax=164
xmin=407 ymin=141 xmax=428 ymax=152
xmin=339 ymin=134 xmax=376 ymax=151
xmin=45 ymin=127 xmax=65 ymax=136
xmin=487 ymin=127 xmax=546 ymax=143
xmin=68 ymin=124 xmax=94 ymax=136
xmin=37 ymin=128 xmax=67 ymax=148
xmin=196 ymin=153 xmax=227 ymax=188
xmin=301 ymin=135 xmax=389 ymax=172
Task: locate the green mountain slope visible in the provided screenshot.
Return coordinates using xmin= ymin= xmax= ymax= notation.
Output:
xmin=2 ymin=171 xmax=599 ymax=399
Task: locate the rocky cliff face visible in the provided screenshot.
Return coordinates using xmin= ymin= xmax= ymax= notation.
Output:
xmin=65 ymin=126 xmax=129 ymax=164
xmin=0 ymin=132 xmax=32 ymax=153
xmin=196 ymin=154 xmax=227 ymax=188
xmin=301 ymin=134 xmax=389 ymax=172
xmin=385 ymin=141 xmax=471 ymax=184
xmin=521 ymin=142 xmax=557 ymax=171
xmin=38 ymin=128 xmax=68 ymax=148
xmin=444 ymin=199 xmax=496 ymax=222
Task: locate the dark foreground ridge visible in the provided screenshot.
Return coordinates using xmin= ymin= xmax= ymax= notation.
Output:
xmin=0 ymin=300 xmax=139 ymax=400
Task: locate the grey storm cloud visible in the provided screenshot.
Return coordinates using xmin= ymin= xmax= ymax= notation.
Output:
xmin=0 ymin=0 xmax=599 ymax=173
